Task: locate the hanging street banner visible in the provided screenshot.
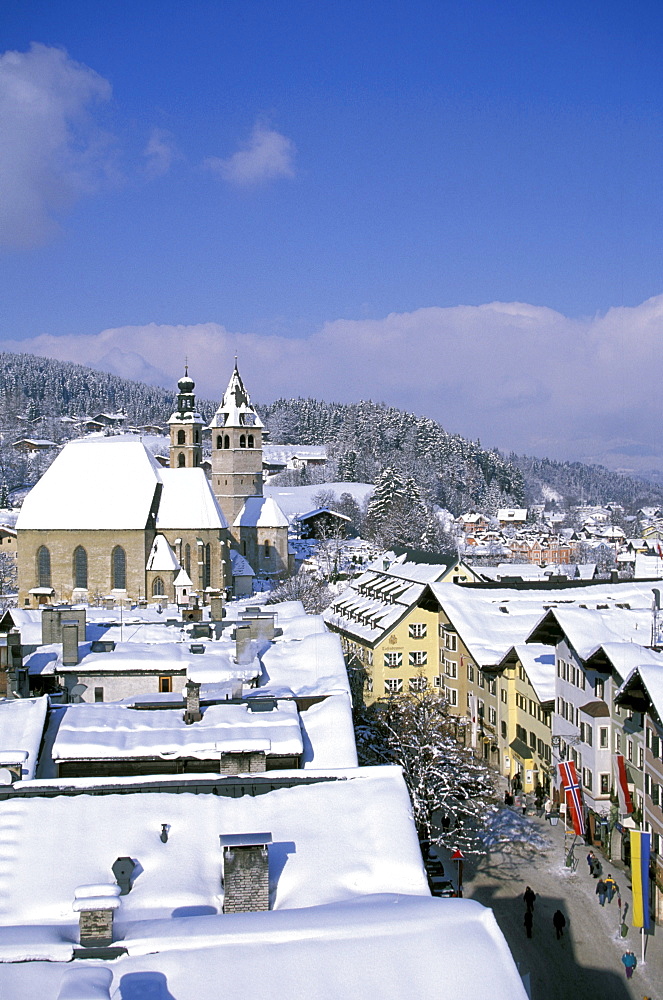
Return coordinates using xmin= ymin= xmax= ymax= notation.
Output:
xmin=558 ymin=760 xmax=585 ymax=837
xmin=614 ymin=754 xmax=634 ymax=814
xmin=630 ymin=829 xmax=651 ymax=930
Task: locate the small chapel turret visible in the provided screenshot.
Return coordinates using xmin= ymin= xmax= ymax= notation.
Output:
xmin=209 ymin=362 xmax=264 ymax=525
xmin=168 ymin=366 xmax=204 ymax=469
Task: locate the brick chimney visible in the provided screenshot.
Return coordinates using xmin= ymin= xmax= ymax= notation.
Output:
xmin=184 ymin=679 xmax=202 ymax=724
xmin=220 ymin=833 xmax=272 ymax=913
xmin=73 ymin=884 xmax=121 ymax=947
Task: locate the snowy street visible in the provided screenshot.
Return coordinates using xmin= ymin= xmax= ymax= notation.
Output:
xmin=461 ymin=809 xmax=662 ymax=1000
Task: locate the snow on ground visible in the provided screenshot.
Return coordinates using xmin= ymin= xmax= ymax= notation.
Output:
xmin=264 ymin=482 xmax=373 ymax=520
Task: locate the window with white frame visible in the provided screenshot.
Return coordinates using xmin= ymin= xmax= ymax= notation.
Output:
xmin=600 ymin=773 xmax=610 ymax=795
xmin=638 ymin=746 xmax=644 ymax=769
xmin=433 ymin=675 xmax=442 ymax=687
xmin=384 ymin=678 xmax=403 ymax=694
xmin=443 ymin=631 xmax=457 ymax=651
xmin=409 ymin=650 xmax=427 ymax=666
xmin=599 ymin=727 xmax=608 ymax=749
xmin=445 ymin=686 xmax=458 ymax=706
xmin=444 ymin=658 xmax=457 ymax=678
xmin=384 ymin=652 xmax=402 ymax=668
xmin=627 ymin=739 xmax=633 ymax=762
xmin=409 ymin=676 xmax=427 ymax=692
xmin=488 ymin=707 xmax=497 ymax=726
xmin=467 ymin=662 xmax=475 ymax=682
xmin=409 ymin=623 xmax=427 ymax=639
xmin=582 ymin=768 xmax=592 ymax=791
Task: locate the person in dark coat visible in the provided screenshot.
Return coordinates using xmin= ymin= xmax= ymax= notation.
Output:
xmin=596 ymin=878 xmax=607 ymax=906
xmin=552 ymin=909 xmax=566 ymax=939
xmin=524 ymin=910 xmax=533 ymax=938
xmin=586 ymin=850 xmax=596 ymax=873
xmin=523 ymin=886 xmax=536 ymax=912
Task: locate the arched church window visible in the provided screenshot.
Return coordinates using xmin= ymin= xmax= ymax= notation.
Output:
xmin=112 ymin=546 xmax=126 ymax=590
xmin=184 ymin=544 xmax=191 ymax=575
xmin=178 ymin=453 xmax=186 ymax=468
xmin=152 ymin=576 xmax=165 ymax=597
xmin=73 ymin=546 xmax=88 ymax=589
xmin=224 ymin=435 xmax=230 ymax=449
xmin=37 ymin=546 xmax=51 ymax=588
xmin=240 ymin=435 xmax=246 ymax=448
xmin=177 ymin=429 xmax=186 ymax=445
xmin=204 ymin=543 xmax=211 ymax=589
xmin=248 ymin=434 xmax=254 ymax=448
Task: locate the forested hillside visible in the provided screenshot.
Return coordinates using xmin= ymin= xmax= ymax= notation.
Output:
xmin=1 ymin=352 xmax=662 ymax=515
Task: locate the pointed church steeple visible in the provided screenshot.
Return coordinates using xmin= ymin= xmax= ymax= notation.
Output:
xmin=209 ymin=362 xmax=264 ymax=526
xmin=168 ymin=365 xmax=204 ymax=469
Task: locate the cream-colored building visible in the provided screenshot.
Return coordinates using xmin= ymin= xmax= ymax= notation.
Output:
xmin=324 ymin=558 xmax=478 ymax=705
xmin=496 ymin=644 xmax=555 ymax=794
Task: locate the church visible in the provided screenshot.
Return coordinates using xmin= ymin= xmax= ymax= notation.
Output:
xmin=17 ymin=364 xmax=290 ymax=607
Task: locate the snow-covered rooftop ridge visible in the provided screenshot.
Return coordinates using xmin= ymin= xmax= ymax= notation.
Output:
xmin=429 ymin=580 xmax=660 ymax=667
xmin=618 ymin=662 xmax=663 ymax=722
xmin=51 ymin=700 xmax=303 ymax=760
xmin=16 ymin=438 xmax=227 ymax=531
xmin=323 ymin=568 xmax=429 ymax=645
xmin=264 ymin=482 xmax=374 ymax=518
xmin=233 ymin=495 xmax=289 ymax=528
xmin=259 ymin=630 xmax=351 ymax=698
xmin=208 ymin=364 xmax=264 ymax=430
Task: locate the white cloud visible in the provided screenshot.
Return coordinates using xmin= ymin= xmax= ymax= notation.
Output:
xmin=143 ymin=127 xmax=179 ymax=178
xmin=204 ymin=123 xmax=295 ymax=185
xmin=0 ymin=43 xmax=113 ymax=248
xmin=4 ymin=295 xmax=663 ymax=473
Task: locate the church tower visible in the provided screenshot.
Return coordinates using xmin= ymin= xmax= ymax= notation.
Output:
xmin=168 ymin=367 xmax=204 ymax=469
xmin=209 ymin=363 xmax=264 ymax=526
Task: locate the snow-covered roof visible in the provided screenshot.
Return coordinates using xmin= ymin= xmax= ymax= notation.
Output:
xmin=234 ymin=496 xmax=289 ymax=529
xmin=25 ymin=639 xmax=261 ymax=684
xmin=16 ymin=439 xmax=227 ymax=533
xmin=264 ymin=482 xmax=373 ymax=519
xmin=259 ymin=631 xmax=351 ymax=698
xmin=526 ymin=604 xmax=652 ymax=662
xmin=324 ymin=568 xmax=427 ymax=646
xmin=263 ymin=444 xmax=327 ymax=464
xmin=503 ymin=644 xmax=556 ymax=703
xmin=156 ymin=469 xmax=228 ymax=530
xmin=230 ymin=549 xmax=255 ymax=577
xmin=17 ymin=438 xmax=163 ymax=531
xmin=50 ymin=699 xmax=303 ymax=760
xmin=299 ymin=694 xmax=358 ymax=769
xmin=0 ymin=697 xmax=48 ymax=779
xmin=587 ymin=641 xmax=663 ymax=683
xmin=634 ymin=552 xmax=663 ymax=580
xmin=618 ymin=662 xmax=663 ymax=724
xmin=146 ymin=535 xmax=180 ymax=572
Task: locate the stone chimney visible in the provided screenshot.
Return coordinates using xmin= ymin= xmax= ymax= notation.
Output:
xmin=234 ymin=624 xmax=252 ymax=664
xmin=73 ymin=884 xmax=121 ymax=948
xmin=220 ymin=833 xmax=272 ymax=913
xmin=184 ymin=679 xmax=202 ymax=724
xmin=210 ymin=595 xmax=225 ymax=621
xmin=62 ymin=622 xmax=79 ymax=666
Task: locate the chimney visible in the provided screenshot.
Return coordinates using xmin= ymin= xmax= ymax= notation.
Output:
xmin=184 ymin=679 xmax=202 ymax=724
xmin=111 ymin=857 xmax=136 ymax=895
xmin=234 ymin=624 xmax=252 ymax=664
xmin=62 ymin=622 xmax=79 ymax=666
xmin=210 ymin=595 xmax=225 ymax=621
xmin=41 ymin=606 xmax=59 ymax=644
xmin=220 ymin=833 xmax=272 ymax=913
xmin=73 ymin=884 xmax=121 ymax=948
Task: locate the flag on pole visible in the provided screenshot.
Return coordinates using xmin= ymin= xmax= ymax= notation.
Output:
xmin=614 ymin=754 xmax=634 ymax=814
xmin=630 ymin=830 xmax=651 ymax=930
xmin=558 ymin=760 xmax=585 ymax=836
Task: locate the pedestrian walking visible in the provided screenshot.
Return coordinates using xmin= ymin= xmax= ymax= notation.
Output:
xmin=552 ymin=909 xmax=566 ymax=939
xmin=524 ymin=910 xmax=533 ymax=938
xmin=596 ymin=878 xmax=607 ymax=906
xmin=621 ymin=950 xmax=637 ymax=979
xmin=586 ymin=850 xmax=596 ymax=874
xmin=523 ymin=886 xmax=536 ymax=912
xmin=604 ymin=873 xmax=618 ymax=903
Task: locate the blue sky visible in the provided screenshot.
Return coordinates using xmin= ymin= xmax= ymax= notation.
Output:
xmin=2 ymin=1 xmax=663 ymax=474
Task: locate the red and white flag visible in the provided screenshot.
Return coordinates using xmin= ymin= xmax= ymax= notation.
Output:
xmin=614 ymin=754 xmax=634 ymax=814
xmin=558 ymin=760 xmax=585 ymax=836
